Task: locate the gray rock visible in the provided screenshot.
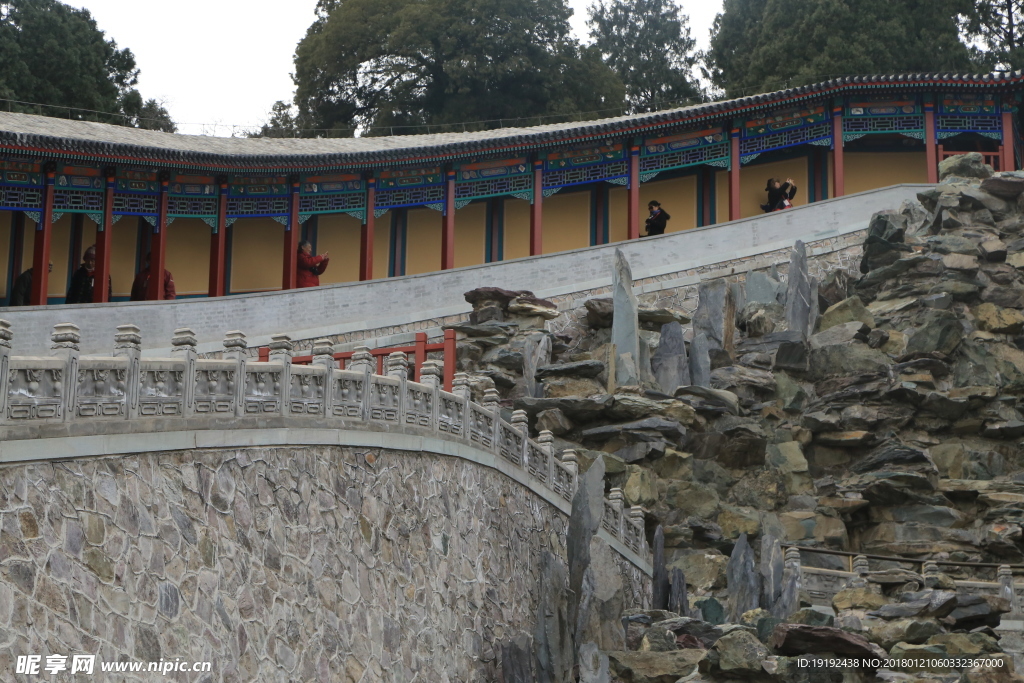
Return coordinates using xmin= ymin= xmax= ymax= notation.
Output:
xmin=585 ymin=298 xmax=614 ymax=328
xmin=514 ymin=395 xmax=614 ymax=421
xmin=656 ymin=617 xmax=723 ymax=648
xmin=535 ymin=360 xmax=605 ymax=379
xmin=581 ymin=417 xmax=686 ymax=441
xmin=612 ymin=249 xmax=641 ymax=387
xmin=502 ymin=634 xmax=535 ymax=683
xmin=579 ymin=536 xmax=627 ymax=651
xmin=668 ymin=568 xmax=689 ymax=618
xmin=534 ymin=551 xmax=573 ymax=683
xmin=906 ymin=312 xmax=964 ymax=356
xmin=523 ymin=334 xmax=552 ymax=398
xmin=689 ymin=333 xmax=711 ymax=388
xmin=808 ymin=321 xmax=870 ymax=350
xmin=653 ymin=526 xmax=669 ymax=610
xmin=981 ymin=174 xmax=1024 ymax=198
xmin=568 ymin=455 xmax=606 ymax=655
xmin=746 ymin=271 xmax=784 ymax=305
xmin=695 ymin=596 xmax=725 ymax=625
xmin=651 ymin=322 xmax=690 ymax=394
xmin=674 ymin=385 xmax=740 ymax=415
xmin=939 ymin=152 xmax=993 ymax=180
xmin=537 ymin=408 xmax=573 ymax=435
xmin=785 ymin=241 xmax=812 ymax=336
xmin=726 ymin=533 xmax=760 ymax=622
xmin=578 ymin=642 xmax=610 ymax=683
xmin=760 ymin=535 xmax=783 ymax=613
xmin=693 ymin=279 xmax=735 ymax=356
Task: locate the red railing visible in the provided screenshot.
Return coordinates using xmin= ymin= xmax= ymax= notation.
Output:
xmin=257 ymin=329 xmax=457 ymax=390
xmin=938 ymin=146 xmax=1003 ymax=172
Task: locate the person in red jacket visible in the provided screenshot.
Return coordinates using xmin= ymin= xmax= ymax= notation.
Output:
xmin=296 ymin=240 xmax=329 ymax=288
xmin=130 ymin=253 xmax=176 ymax=301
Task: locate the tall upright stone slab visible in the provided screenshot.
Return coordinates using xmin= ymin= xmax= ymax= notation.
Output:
xmin=785 ymin=241 xmax=812 ymax=336
xmin=524 ymin=333 xmax=552 ymax=398
xmin=534 ymin=551 xmax=573 ymax=683
xmin=568 ymin=455 xmax=606 ymax=655
xmin=651 ymin=322 xmax=689 ymax=394
xmin=668 ymin=568 xmax=689 ymax=617
xmin=760 ymin=534 xmax=784 ymax=613
xmin=612 ymin=249 xmax=641 ymax=387
xmin=746 ymin=271 xmax=783 ymax=305
xmin=689 ymin=333 xmax=711 ymax=388
xmin=726 ymin=533 xmax=761 ymax=623
xmin=653 ymin=525 xmax=669 ymax=609
xmin=693 ymin=279 xmax=736 ymax=359
xmin=773 ymin=548 xmax=802 ymax=619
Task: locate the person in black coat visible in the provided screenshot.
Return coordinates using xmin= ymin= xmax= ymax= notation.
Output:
xmin=645 ymin=201 xmax=671 ymax=236
xmin=8 ymin=261 xmax=52 ymax=306
xmin=762 ymin=178 xmax=797 ymax=212
xmin=66 ymin=246 xmax=112 ymax=304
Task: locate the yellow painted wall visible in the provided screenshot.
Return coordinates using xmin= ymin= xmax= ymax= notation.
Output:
xmin=373 ymin=214 xmax=390 ymax=278
xmin=716 ymin=170 xmax=730 ymax=224
xmin=844 ymin=151 xmax=928 ymax=195
xmin=49 ymin=215 xmax=72 ymax=299
xmin=504 ymin=199 xmax=531 ymax=260
xmin=316 ymin=214 xmax=361 ymax=284
xmin=231 ymin=218 xmax=283 ymax=293
xmin=454 ymin=202 xmax=486 ymax=268
xmin=165 ymin=218 xmax=211 ymax=296
xmin=542 ymin=191 xmax=590 ymax=255
xmin=741 ymin=158 xmax=809 ymax=220
xmin=608 ymin=187 xmax=628 ymax=243
xmin=406 ymin=208 xmax=442 ymax=275
xmin=110 ymin=219 xmax=138 ymax=298
xmin=641 ymin=176 xmax=698 ymax=233
xmin=0 ymin=212 xmax=9 ymax=299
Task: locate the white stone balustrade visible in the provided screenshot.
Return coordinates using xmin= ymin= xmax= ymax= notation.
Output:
xmin=0 ymin=320 xmax=649 ymax=567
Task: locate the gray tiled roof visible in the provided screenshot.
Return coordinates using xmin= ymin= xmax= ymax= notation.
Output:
xmin=0 ymin=71 xmax=1020 ymax=170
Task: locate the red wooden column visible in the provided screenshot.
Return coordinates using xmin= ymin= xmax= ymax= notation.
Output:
xmin=1003 ymin=109 xmax=1016 ymax=172
xmin=925 ymin=101 xmax=939 ymax=183
xmin=282 ymin=177 xmax=301 ymax=290
xmin=93 ymin=169 xmax=115 ymax=303
xmin=832 ymin=106 xmax=845 ymax=197
xmin=729 ymin=128 xmax=741 ymax=222
xmin=29 ymin=166 xmax=56 ymax=306
xmin=208 ymin=179 xmax=228 ymax=298
xmin=442 ymin=329 xmax=456 ymax=391
xmin=627 ymin=146 xmax=640 ymax=240
xmin=360 ymin=178 xmax=376 ymax=281
xmin=442 ymin=170 xmax=456 ymax=270
xmin=530 ymin=160 xmax=543 ymax=255
xmin=147 ymin=177 xmax=170 ymax=301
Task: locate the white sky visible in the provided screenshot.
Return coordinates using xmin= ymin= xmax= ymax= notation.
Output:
xmin=66 ymin=0 xmax=723 ymax=136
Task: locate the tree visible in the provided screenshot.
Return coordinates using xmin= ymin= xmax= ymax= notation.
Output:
xmin=250 ymin=101 xmax=299 ymax=138
xmin=705 ymin=0 xmax=976 ymax=99
xmin=0 ymin=0 xmax=174 ymax=130
xmin=293 ymin=0 xmax=625 ymax=135
xmin=967 ymin=0 xmax=1024 ymax=70
xmin=588 ymin=0 xmax=703 ymax=113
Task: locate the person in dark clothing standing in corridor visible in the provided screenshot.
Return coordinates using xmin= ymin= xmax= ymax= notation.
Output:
xmin=66 ymin=245 xmax=112 ymax=304
xmin=8 ymin=261 xmax=52 ymax=306
xmin=763 ymin=177 xmax=798 ymax=212
xmin=645 ymin=200 xmax=670 ymax=236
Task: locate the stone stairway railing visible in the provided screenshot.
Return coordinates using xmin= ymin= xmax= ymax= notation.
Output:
xmin=787 ymin=547 xmax=1024 ymax=620
xmin=0 ymin=320 xmax=649 ymax=570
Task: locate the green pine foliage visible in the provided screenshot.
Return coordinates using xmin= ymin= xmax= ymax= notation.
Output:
xmin=0 ymin=0 xmax=175 ymax=131
xmin=706 ymin=0 xmax=978 ymax=99
xmin=967 ymin=0 xmax=1024 ymax=70
xmin=292 ymin=0 xmax=625 ymax=135
xmin=588 ymin=0 xmax=704 ymax=113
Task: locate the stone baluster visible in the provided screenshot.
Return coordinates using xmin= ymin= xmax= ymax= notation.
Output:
xmin=386 ymin=351 xmax=409 ymax=381
xmin=222 ymin=331 xmax=247 ymax=417
xmin=849 ymin=555 xmax=870 ymax=589
xmin=451 ymin=372 xmax=471 ymax=400
xmin=774 ymin=548 xmax=802 ymax=619
xmin=312 ymin=338 xmax=336 ymax=417
xmin=348 ymin=346 xmax=374 ymax=421
xmin=999 ymin=565 xmax=1021 ymax=617
xmin=482 ymin=388 xmax=501 ymax=453
xmin=537 ymin=429 xmax=555 ymax=483
xmin=419 ymin=360 xmax=442 ymax=389
xmin=628 ymin=505 xmax=646 ymax=553
xmin=50 ymin=323 xmax=80 ymax=422
xmin=511 ymin=409 xmax=529 ymax=467
xmin=0 ymin=319 xmax=11 ymax=424
xmin=561 ymin=449 xmax=579 ymax=497
xmin=171 ymin=328 xmax=198 ymax=418
xmin=268 ymin=333 xmax=293 ymax=416
xmin=608 ymin=487 xmax=625 ymax=539
xmin=922 ymin=560 xmax=941 ymax=589
xmin=113 ymin=324 xmax=142 ymax=419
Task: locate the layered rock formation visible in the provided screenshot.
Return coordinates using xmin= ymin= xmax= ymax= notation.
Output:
xmin=457 ymin=156 xmax=1024 ymax=681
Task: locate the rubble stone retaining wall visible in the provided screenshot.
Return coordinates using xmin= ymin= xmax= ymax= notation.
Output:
xmin=0 ymin=443 xmax=648 ymax=681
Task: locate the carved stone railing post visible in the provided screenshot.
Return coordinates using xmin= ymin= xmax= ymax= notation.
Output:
xmin=608 ymin=487 xmax=626 ymax=540
xmin=312 ymin=338 xmax=336 ymax=417
xmin=627 ymin=505 xmax=646 ymax=554
xmin=348 ymin=346 xmax=374 ymax=420
xmin=420 ymin=360 xmax=441 ymax=389
xmin=50 ymin=323 xmax=80 ymax=422
xmin=171 ymin=328 xmax=198 ymax=418
xmin=537 ymin=429 xmax=555 ymax=483
xmin=849 ymin=555 xmax=870 ymax=590
xmin=268 ymin=333 xmax=293 ymax=416
xmin=452 ymin=372 xmax=471 ymax=400
xmin=482 ymin=388 xmax=500 ymax=453
xmin=999 ymin=565 xmax=1021 ymax=617
xmin=561 ymin=448 xmax=579 ymax=492
xmin=511 ymin=409 xmax=529 ymax=466
xmin=0 ymin=320 xmax=11 ymax=423
xmin=774 ymin=548 xmax=803 ymax=619
xmin=386 ymin=352 xmax=409 ymax=424
xmin=222 ymin=331 xmax=247 ymax=417
xmin=113 ymin=324 xmax=142 ymax=420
